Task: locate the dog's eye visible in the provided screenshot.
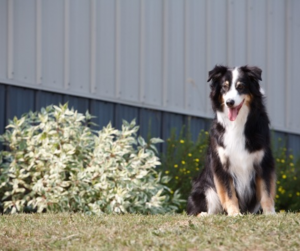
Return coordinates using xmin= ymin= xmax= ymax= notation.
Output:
xmin=236 ymin=82 xmax=245 ymax=91
xmin=222 ymin=81 xmax=229 ymax=90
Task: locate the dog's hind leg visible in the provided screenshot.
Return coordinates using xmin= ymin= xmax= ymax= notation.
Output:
xmin=256 ymin=150 xmax=276 ymax=214
xmin=256 ymin=174 xmax=276 ymax=214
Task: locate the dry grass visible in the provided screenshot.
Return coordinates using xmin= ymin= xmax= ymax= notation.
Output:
xmin=0 ymin=213 xmax=300 ymax=250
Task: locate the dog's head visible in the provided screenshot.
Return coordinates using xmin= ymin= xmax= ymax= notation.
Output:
xmin=207 ymin=65 xmax=263 ymax=121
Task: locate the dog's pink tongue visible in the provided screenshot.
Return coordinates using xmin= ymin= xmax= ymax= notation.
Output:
xmin=228 ymin=107 xmax=239 ymax=121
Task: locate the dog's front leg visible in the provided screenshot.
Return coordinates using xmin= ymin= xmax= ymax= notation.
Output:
xmin=256 ymin=175 xmax=276 ymax=214
xmin=213 ymin=175 xmax=240 ymax=216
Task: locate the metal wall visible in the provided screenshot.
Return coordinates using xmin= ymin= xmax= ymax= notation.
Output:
xmin=0 ymin=83 xmax=299 ymax=156
xmin=0 ymin=0 xmax=300 ymax=136
xmin=0 ymin=83 xmax=213 ymax=153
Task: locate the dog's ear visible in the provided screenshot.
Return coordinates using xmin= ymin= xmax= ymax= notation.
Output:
xmin=207 ymin=65 xmax=228 ymax=82
xmin=240 ymin=65 xmax=262 ymax=82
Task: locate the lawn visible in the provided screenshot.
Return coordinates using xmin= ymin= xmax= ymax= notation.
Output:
xmin=0 ymin=213 xmax=300 ymax=251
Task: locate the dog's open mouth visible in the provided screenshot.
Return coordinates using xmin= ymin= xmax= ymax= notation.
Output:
xmin=228 ymin=100 xmax=244 ymax=121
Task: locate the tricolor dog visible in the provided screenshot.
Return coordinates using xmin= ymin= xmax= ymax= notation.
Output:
xmin=187 ymin=65 xmax=276 ymax=216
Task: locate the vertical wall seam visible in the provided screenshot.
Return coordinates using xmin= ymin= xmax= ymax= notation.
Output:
xmin=90 ymin=0 xmax=96 ymax=94
xmin=139 ymin=0 xmax=145 ymax=104
xmin=265 ymin=0 xmax=271 ymax=108
xmin=184 ymin=0 xmax=189 ymax=110
xmin=205 ymin=0 xmax=211 ymax=115
xmin=115 ymin=0 xmax=121 ymax=99
xmin=246 ymin=0 xmax=250 ymax=63
xmin=285 ymin=0 xmax=290 ymax=130
xmin=227 ymin=0 xmax=232 ymax=66
xmin=7 ymin=0 xmax=14 ymax=80
xmin=36 ymin=0 xmax=42 ymax=85
xmin=162 ymin=0 xmax=168 ymax=107
xmin=64 ymin=0 xmax=70 ymax=90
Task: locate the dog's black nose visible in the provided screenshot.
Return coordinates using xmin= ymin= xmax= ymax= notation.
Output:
xmin=226 ymin=99 xmax=235 ymax=107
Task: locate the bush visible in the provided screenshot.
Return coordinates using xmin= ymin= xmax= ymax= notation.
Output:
xmin=161 ymin=128 xmax=208 ymax=212
xmin=273 ymin=144 xmax=300 ymax=212
xmin=0 ymin=104 xmax=183 ymax=214
xmin=161 ymin=127 xmax=300 ymax=213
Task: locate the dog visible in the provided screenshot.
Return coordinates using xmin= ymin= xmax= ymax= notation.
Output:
xmin=187 ymin=65 xmax=276 ymax=216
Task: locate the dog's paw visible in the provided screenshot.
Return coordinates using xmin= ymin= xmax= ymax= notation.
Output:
xmin=197 ymin=212 xmax=209 ymax=217
xmin=228 ymin=212 xmax=243 ymax=217
xmin=263 ymin=209 xmax=276 ymax=215
xmin=227 ymin=207 xmax=241 ymax=217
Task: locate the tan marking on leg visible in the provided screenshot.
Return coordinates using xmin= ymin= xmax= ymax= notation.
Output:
xmin=214 ymin=175 xmax=240 ymax=216
xmin=256 ymin=175 xmax=276 ymax=214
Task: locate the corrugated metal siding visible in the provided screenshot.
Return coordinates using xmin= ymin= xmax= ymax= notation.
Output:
xmin=0 ymin=0 xmax=300 ymax=136
xmin=0 ymin=83 xmax=299 ymax=156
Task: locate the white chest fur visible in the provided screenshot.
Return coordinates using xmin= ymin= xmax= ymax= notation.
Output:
xmin=216 ymin=107 xmax=264 ymax=205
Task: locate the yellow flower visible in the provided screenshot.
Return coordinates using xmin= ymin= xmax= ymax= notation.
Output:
xmin=180 ymin=140 xmax=185 ymax=144
xmin=282 ymin=174 xmax=287 ymax=179
xmin=290 ymin=163 xmax=294 ymax=167
xmin=195 ymin=158 xmax=200 ymax=162
xmin=175 ymin=176 xmax=179 ymax=180
xmin=182 ymin=160 xmax=186 ymax=165
xmin=165 ymin=171 xmax=169 ymax=174
xmin=188 ymin=153 xmax=192 ymax=157
xmin=289 ymin=155 xmax=294 ymax=159
xmin=276 ymin=195 xmax=279 ymax=199
xmin=281 ymin=159 xmax=285 ymax=164
xmin=289 ymin=194 xmax=292 ymax=197
xmin=170 ymin=190 xmax=174 ymax=194
xmin=297 ymin=192 xmax=300 ymax=196
xmin=276 ymin=158 xmax=280 ymax=162
xmin=294 ymin=177 xmax=297 ymax=180
xmin=187 ymin=170 xmax=190 ymax=174
xmin=277 ymin=181 xmax=280 ymax=184
xmin=196 ymin=168 xmax=200 ymax=171
xmin=205 ymin=131 xmax=208 ymax=135
xmin=174 ymin=164 xmax=178 ymax=168
xmin=278 ymin=186 xmax=282 ymax=192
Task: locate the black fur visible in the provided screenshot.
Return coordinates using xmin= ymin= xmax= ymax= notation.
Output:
xmin=187 ymin=65 xmax=276 ymax=215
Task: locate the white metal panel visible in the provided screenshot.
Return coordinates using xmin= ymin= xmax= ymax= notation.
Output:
xmin=0 ymin=0 xmax=299 ymax=135
xmin=42 ymin=0 xmax=65 ymax=90
xmin=95 ymin=0 xmax=116 ymax=99
xmin=206 ymin=0 xmax=228 ymax=115
xmin=227 ymin=0 xmax=247 ymax=66
xmin=69 ymin=0 xmax=90 ymax=94
xmin=289 ymin=0 xmax=300 ymax=132
xmin=269 ymin=0 xmax=286 ymax=131
xmin=118 ymin=0 xmax=140 ymax=102
xmin=166 ymin=1 xmax=185 ymax=110
xmin=185 ymin=0 xmax=208 ymax=116
xmin=143 ymin=0 xmax=163 ymax=107
xmin=13 ymin=0 xmax=36 ymax=85
xmin=246 ymin=0 xmax=268 ymax=91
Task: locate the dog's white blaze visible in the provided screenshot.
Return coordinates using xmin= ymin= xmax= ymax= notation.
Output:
xmin=205 ymin=188 xmax=223 ymax=214
xmin=223 ymin=68 xmax=244 ymax=108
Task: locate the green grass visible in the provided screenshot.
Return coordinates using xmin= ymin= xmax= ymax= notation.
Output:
xmin=0 ymin=213 xmax=300 ymax=251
